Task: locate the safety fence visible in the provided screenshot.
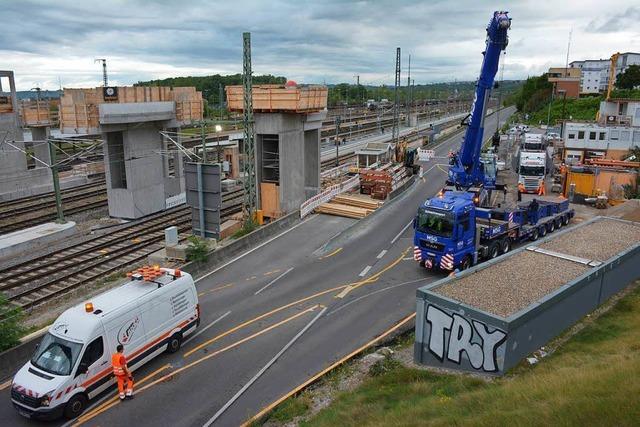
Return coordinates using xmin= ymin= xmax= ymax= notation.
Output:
xmin=300 ymin=175 xmax=360 ymax=218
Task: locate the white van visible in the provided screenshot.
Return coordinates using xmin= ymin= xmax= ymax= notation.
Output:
xmin=10 ymin=267 xmax=199 ymax=420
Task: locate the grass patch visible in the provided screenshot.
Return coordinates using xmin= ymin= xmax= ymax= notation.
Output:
xmin=267 ymin=393 xmax=312 ymax=423
xmin=300 ymin=285 xmax=640 ymax=427
xmin=232 ymin=217 xmax=259 ymax=239
xmin=526 ymin=96 xmax=601 ymax=126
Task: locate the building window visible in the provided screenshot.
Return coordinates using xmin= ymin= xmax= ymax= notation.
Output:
xmin=589 ymin=131 xmax=596 ymax=140
xmin=610 ymin=130 xmax=619 ymax=140
xmin=599 ymin=132 xmax=606 ymax=140
xmin=578 ymin=131 xmax=585 ymax=139
xmin=620 ymin=131 xmax=630 ymax=142
xmin=568 ymin=133 xmax=576 ymax=139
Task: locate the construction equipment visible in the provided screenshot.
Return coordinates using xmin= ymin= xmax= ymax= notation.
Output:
xmin=412 ymin=11 xmax=575 ymax=272
xmin=606 ymin=52 xmax=620 ymax=101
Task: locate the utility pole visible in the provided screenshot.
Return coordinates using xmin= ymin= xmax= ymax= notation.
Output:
xmin=94 ymin=59 xmax=108 ymax=87
xmin=393 ymin=47 xmax=401 ymax=147
xmin=218 ymin=83 xmax=224 ymax=111
xmin=335 ymin=116 xmax=341 ymax=167
xmin=48 ymin=139 xmax=65 ymax=223
xmin=407 ymin=54 xmax=411 ymax=126
xmin=242 ymin=32 xmax=257 ymax=218
xmin=200 ymin=121 xmax=207 ymax=162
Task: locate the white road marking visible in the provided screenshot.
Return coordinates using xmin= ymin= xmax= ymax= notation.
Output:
xmin=183 ymin=311 xmax=231 ymax=346
xmin=391 ymin=219 xmax=414 ymax=245
xmin=196 ymin=215 xmax=318 ymax=284
xmin=376 ymin=249 xmax=387 ymax=259
xmin=202 ymin=306 xmax=328 ymax=426
xmin=254 ymin=267 xmax=294 ymax=295
xmin=358 ymin=265 xmax=372 ymax=277
xmin=328 ymin=278 xmax=425 ymax=316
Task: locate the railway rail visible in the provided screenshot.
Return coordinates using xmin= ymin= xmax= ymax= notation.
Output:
xmin=0 ymin=181 xmax=108 ymax=235
xmin=0 ymin=188 xmax=244 ymax=310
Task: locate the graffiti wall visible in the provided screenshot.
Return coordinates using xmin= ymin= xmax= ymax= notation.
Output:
xmin=416 ymin=301 xmax=508 ymax=374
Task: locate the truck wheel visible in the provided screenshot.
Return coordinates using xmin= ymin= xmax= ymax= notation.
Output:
xmin=489 ymin=243 xmax=499 ymax=259
xmin=460 ymin=256 xmax=472 ymax=270
xmin=530 ymin=229 xmax=539 ymax=241
xmin=539 ymin=226 xmax=547 ymax=237
xmin=548 ymin=221 xmax=555 ymax=233
xmin=501 ymin=238 xmax=511 ymax=254
xmin=556 ymin=218 xmax=563 ymax=229
xmin=166 ymin=333 xmax=183 ymax=354
xmin=562 ymin=215 xmax=569 ymax=226
xmin=64 ymin=393 xmax=88 ymax=419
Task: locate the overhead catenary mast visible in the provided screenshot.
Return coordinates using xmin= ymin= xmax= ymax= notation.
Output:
xmin=94 ymin=59 xmax=108 ymax=87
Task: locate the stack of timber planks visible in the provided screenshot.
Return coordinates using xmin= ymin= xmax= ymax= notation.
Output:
xmin=316 ymin=194 xmax=383 ymax=219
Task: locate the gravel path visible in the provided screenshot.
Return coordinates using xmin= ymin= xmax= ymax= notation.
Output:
xmin=541 ymin=218 xmax=640 ymax=262
xmin=435 ymin=251 xmax=589 ymax=317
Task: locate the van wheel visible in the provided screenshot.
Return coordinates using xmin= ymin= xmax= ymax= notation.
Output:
xmin=166 ymin=333 xmax=183 ymax=354
xmin=64 ymin=393 xmax=87 ymax=419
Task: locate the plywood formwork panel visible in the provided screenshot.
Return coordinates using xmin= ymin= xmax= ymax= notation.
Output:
xmin=60 ymin=86 xmax=203 ymax=133
xmin=226 ymin=85 xmax=327 ymax=113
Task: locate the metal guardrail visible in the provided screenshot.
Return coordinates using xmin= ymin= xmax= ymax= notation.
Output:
xmin=414 ymin=216 xmax=640 ymax=376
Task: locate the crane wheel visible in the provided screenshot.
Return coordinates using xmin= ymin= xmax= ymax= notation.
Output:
xmin=489 ymin=243 xmax=499 ymax=259
xmin=530 ymin=229 xmax=539 ymax=241
xmin=501 ymin=238 xmax=511 ymax=254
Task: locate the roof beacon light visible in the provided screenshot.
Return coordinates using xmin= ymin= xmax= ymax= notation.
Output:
xmin=85 ymin=302 xmax=94 ymax=313
xmin=174 ymin=269 xmax=182 ymax=278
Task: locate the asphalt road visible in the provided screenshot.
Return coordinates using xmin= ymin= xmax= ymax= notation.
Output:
xmin=0 ymin=107 xmax=515 ymax=427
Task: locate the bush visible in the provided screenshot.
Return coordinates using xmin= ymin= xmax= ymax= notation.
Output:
xmin=232 ymin=217 xmax=259 ymax=239
xmin=0 ymin=294 xmax=25 ymax=352
xmin=185 ymin=235 xmax=210 ymax=262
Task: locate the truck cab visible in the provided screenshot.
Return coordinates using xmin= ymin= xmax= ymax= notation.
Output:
xmin=413 ymin=192 xmax=477 ymax=271
xmin=518 ymin=150 xmax=546 ymax=193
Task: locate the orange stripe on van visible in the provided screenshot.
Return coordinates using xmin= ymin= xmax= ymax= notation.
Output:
xmin=79 ymin=319 xmax=192 ymax=390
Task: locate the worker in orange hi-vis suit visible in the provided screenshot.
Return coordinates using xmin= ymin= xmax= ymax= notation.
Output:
xmin=112 ymin=344 xmax=134 ymax=400
xmin=537 ymin=180 xmax=546 ymax=196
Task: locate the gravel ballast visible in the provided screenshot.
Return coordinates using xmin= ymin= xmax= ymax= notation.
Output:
xmin=435 ymin=251 xmax=589 ymax=317
xmin=540 ymin=218 xmax=640 ymax=262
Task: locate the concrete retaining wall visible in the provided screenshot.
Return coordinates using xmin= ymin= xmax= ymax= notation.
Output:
xmin=182 ymin=210 xmax=301 ymax=279
xmin=414 ymin=217 xmax=640 ymax=376
xmin=0 ymin=338 xmax=40 ymax=382
xmin=0 ymin=221 xmax=77 ymax=261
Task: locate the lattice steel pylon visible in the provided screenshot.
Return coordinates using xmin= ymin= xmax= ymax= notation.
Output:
xmin=242 ymin=32 xmax=257 ymax=218
xmin=392 ymin=47 xmax=401 ymax=147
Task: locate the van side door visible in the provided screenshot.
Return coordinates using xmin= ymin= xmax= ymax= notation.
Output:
xmin=74 ymin=336 xmax=110 ymax=399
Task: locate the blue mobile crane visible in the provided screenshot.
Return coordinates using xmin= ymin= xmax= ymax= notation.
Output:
xmin=413 ymin=11 xmax=574 ymax=271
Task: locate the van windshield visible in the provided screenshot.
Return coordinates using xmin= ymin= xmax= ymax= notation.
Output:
xmin=31 ymin=333 xmax=83 ymax=376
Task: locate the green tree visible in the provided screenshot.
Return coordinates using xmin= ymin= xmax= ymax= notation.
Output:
xmin=0 ymin=294 xmax=24 ymax=351
xmin=615 ymin=65 xmax=640 ymax=90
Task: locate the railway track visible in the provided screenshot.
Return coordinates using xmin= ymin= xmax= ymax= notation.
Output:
xmin=0 ymin=181 xmax=108 ymax=235
xmin=0 ymin=188 xmax=244 ymax=310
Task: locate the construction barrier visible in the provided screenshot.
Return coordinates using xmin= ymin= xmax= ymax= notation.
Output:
xmin=300 ymin=175 xmax=360 ymax=218
xmin=321 ymin=162 xmax=355 ymax=179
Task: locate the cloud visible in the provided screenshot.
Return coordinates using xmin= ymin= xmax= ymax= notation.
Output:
xmin=586 ymin=7 xmax=640 ymax=33
xmin=1 ymin=0 xmax=639 ymax=90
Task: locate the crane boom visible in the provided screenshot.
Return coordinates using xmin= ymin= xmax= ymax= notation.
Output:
xmin=448 ymin=11 xmax=511 ymax=189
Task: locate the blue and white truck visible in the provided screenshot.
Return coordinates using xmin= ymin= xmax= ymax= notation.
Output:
xmin=412 ymin=11 xmax=574 ymax=272
xmin=413 ymin=193 xmax=574 ymax=271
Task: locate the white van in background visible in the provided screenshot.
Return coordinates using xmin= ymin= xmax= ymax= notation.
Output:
xmin=10 ymin=267 xmax=199 ymax=420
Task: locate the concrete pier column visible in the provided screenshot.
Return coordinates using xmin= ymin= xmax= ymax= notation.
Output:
xmin=30 ymin=127 xmax=52 ymax=167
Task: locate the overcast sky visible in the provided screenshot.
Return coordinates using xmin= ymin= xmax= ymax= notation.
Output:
xmin=1 ymin=0 xmax=639 ymax=91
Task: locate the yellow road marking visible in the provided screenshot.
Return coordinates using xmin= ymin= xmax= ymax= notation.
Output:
xmin=334 ymin=285 xmax=353 ymax=299
xmin=319 ymin=247 xmax=342 ymax=260
xmin=198 ymin=282 xmax=234 ymax=297
xmin=73 ymin=364 xmax=171 ymax=426
xmin=263 ymin=269 xmax=281 ymax=276
xmin=184 ymin=285 xmax=347 ymax=358
xmin=0 ymin=379 xmax=12 ymax=391
xmin=333 ymin=247 xmax=410 ymax=299
xmin=74 ymin=307 xmax=319 ymax=426
xmin=245 ymin=275 xmax=257 ymax=281
xmin=242 ymin=312 xmax=417 ymax=426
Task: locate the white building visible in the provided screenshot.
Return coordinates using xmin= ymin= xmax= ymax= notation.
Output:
xmin=562 ymin=98 xmax=640 ymax=164
xmin=569 ymin=52 xmax=640 ymax=95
